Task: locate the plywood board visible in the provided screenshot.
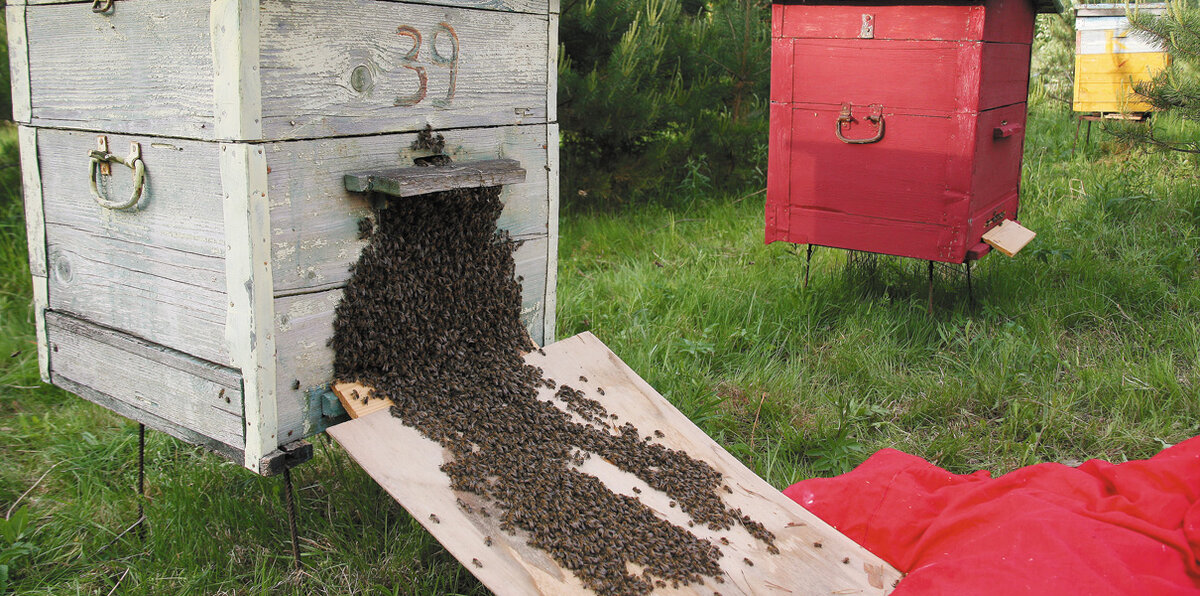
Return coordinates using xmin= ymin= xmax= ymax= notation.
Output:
xmin=982 ymin=219 xmax=1035 ymax=257
xmin=327 ymin=332 xmax=901 ymax=595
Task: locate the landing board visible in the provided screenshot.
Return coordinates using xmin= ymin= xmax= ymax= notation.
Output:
xmin=326 ymin=332 xmax=901 ymax=595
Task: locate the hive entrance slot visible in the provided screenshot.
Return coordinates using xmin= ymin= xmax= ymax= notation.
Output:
xmin=343 ymin=158 xmax=526 ymax=199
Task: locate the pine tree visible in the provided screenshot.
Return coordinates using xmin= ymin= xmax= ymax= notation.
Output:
xmin=558 ymin=0 xmax=770 ymax=205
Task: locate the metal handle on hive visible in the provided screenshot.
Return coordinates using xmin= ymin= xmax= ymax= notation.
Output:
xmin=89 ymin=140 xmax=146 ymax=211
xmin=836 ymin=103 xmax=885 ymax=145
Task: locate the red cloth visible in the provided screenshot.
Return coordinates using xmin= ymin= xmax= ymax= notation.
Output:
xmin=783 ymin=437 xmax=1200 ymax=595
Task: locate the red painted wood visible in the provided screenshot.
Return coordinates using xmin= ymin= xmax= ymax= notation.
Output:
xmin=966 ymin=241 xmax=992 ymax=260
xmin=789 ymin=39 xmax=963 ymax=114
xmin=779 ymin=4 xmax=982 ymax=41
xmin=767 ymin=0 xmax=1039 ymax=264
xmin=766 ymin=102 xmax=793 ymax=243
xmin=980 ymin=0 xmax=1036 ymax=44
xmin=771 ymin=37 xmax=793 ymax=104
xmin=775 ymin=0 xmax=1034 ymax=43
xmin=782 ymin=208 xmax=962 ymax=262
xmin=978 ymin=42 xmax=1034 ymax=109
xmin=970 ymin=103 xmax=1028 ymax=214
xmin=780 ymin=105 xmax=963 ymax=225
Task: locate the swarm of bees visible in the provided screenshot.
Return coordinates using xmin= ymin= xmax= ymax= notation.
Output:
xmin=331 ymin=185 xmax=776 ymax=594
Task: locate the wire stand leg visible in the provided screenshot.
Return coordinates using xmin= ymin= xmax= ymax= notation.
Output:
xmin=137 ymin=423 xmax=146 ymax=541
xmin=283 ymin=467 xmax=301 ymax=571
xmin=965 ymin=260 xmax=974 ymax=308
xmin=927 ymin=261 xmax=934 ymax=315
xmin=804 ymin=244 xmax=814 ymax=289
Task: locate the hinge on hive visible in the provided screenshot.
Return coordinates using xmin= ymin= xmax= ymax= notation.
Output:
xmin=859 ymin=14 xmax=875 ymax=39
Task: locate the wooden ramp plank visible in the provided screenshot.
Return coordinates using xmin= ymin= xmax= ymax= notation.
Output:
xmin=327 ymin=332 xmax=901 ymax=595
xmin=982 ymin=219 xmax=1036 ymax=257
xmin=344 ymin=158 xmax=527 ymax=197
xmin=332 ymin=381 xmax=393 ymax=419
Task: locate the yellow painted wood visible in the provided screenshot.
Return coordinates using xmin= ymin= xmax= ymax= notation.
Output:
xmin=1073 ymin=51 xmax=1168 ymax=113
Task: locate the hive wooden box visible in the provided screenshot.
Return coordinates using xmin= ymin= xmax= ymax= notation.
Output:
xmin=8 ymin=0 xmax=559 ymax=474
xmin=766 ymin=0 xmax=1058 ymax=263
xmin=1073 ymin=3 xmax=1168 ymax=114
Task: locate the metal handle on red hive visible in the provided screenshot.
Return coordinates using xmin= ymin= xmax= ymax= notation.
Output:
xmin=836 ymin=103 xmax=885 ymax=145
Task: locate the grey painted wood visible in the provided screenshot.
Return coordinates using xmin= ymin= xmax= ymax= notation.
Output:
xmin=273 ymin=235 xmax=549 ymax=441
xmin=345 ymin=158 xmax=526 ymax=197
xmin=7 ymin=5 xmax=31 ymax=123
xmin=46 ymin=311 xmax=245 ymax=451
xmin=21 ymin=0 xmax=550 ymax=15
xmin=218 ymin=142 xmax=278 ymax=471
xmin=18 ymin=127 xmax=45 ymax=277
xmin=46 ymin=223 xmax=229 ymax=365
xmin=267 ymin=124 xmax=550 ymax=294
xmin=259 ymin=1 xmax=549 ymax=139
xmin=25 ymin=0 xmax=215 ymax=139
xmin=543 ymin=123 xmax=559 ymax=344
xmin=38 ymin=129 xmax=227 ymax=259
xmin=21 ymin=0 xmax=551 ymax=141
xmin=37 ymin=129 xmax=229 ymax=363
xmin=56 ymin=376 xmax=244 ymax=463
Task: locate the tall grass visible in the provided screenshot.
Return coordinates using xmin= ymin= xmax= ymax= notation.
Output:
xmin=0 ymin=102 xmax=1197 ymax=593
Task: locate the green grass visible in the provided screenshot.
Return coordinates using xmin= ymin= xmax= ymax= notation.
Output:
xmin=2 ymin=102 xmax=1199 ymax=593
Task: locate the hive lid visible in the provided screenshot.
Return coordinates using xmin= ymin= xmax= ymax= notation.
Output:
xmin=771 ymin=0 xmax=1063 ymax=14
xmin=1075 ymin=2 xmax=1167 ymax=17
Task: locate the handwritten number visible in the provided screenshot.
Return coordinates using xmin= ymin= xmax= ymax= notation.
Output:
xmin=431 ymin=22 xmax=459 ymax=104
xmin=392 ymin=23 xmax=458 ymax=107
xmin=395 ymin=25 xmax=428 ymax=107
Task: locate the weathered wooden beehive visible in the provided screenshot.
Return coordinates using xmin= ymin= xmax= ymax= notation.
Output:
xmin=1073 ymin=3 xmax=1168 ymax=114
xmin=8 ymin=0 xmax=559 ymax=474
xmin=767 ymin=0 xmax=1059 ymax=264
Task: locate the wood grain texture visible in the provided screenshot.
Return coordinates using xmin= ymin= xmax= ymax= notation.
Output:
xmin=272 ymin=236 xmax=549 ymax=441
xmin=344 ymin=158 xmax=526 ymax=197
xmin=7 ymin=5 xmax=31 ymax=123
xmin=258 ymin=0 xmax=550 ymax=140
xmin=211 ymin=0 xmax=263 ymax=141
xmin=38 ymin=129 xmax=226 ymax=260
xmin=38 ymin=128 xmax=230 ymax=363
xmin=266 ymin=124 xmax=550 ymax=295
xmin=46 ymin=311 xmax=245 ymax=451
xmin=220 ymin=143 xmax=278 ymax=472
xmin=45 ymin=222 xmax=230 ymax=365
xmin=543 ymin=123 xmax=559 ymax=344
xmin=327 ymin=332 xmax=900 ymax=596
xmin=333 ymin=382 xmax=392 ymax=419
xmin=546 ymin=14 xmax=559 ymax=123
xmin=18 ymin=126 xmax=44 ymax=277
xmin=31 ymin=276 xmax=48 ymax=382
xmin=982 ymin=218 xmax=1035 ymax=256
xmin=21 ymin=0 xmax=551 ymax=11
xmin=24 ymin=0 xmax=215 ymax=139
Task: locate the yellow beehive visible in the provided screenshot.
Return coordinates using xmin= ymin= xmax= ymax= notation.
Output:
xmin=1073 ymin=3 xmax=1169 ymax=114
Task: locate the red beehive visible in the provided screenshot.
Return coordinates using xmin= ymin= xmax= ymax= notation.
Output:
xmin=766 ymin=0 xmax=1060 ymax=263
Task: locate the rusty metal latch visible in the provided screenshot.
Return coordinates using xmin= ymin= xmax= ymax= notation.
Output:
xmin=89 ymin=137 xmax=146 ymax=211
xmin=836 ymin=103 xmax=886 ymax=144
xmin=859 ymin=14 xmax=875 ymax=39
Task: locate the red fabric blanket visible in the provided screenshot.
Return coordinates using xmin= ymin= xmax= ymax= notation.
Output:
xmin=783 ymin=437 xmax=1200 ymax=595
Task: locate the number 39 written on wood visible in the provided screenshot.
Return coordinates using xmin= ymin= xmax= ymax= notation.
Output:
xmin=395 ymin=22 xmax=459 ymax=107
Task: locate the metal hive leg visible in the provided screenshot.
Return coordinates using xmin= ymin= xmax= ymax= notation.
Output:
xmin=283 ymin=467 xmax=301 ymax=570
xmin=137 ymin=423 xmax=146 ymax=541
xmin=804 ymin=244 xmax=815 ymax=288
xmin=927 ymin=261 xmax=935 ymax=315
xmin=965 ymin=260 xmax=974 ymax=308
